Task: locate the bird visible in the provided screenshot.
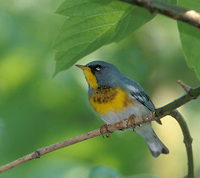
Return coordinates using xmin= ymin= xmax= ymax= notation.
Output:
xmin=76 ymin=61 xmax=169 ymax=157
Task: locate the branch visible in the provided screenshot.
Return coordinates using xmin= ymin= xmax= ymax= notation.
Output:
xmin=155 ymin=82 xmax=200 ymax=118
xmin=0 ymin=81 xmax=199 ymax=175
xmin=170 ymin=110 xmax=194 ymax=178
xmin=121 ymin=0 xmax=200 ymax=29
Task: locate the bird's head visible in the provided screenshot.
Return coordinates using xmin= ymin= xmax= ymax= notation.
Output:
xmin=76 ymin=61 xmax=122 ymax=89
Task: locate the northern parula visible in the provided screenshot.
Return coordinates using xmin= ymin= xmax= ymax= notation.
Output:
xmin=76 ymin=61 xmax=169 ymax=157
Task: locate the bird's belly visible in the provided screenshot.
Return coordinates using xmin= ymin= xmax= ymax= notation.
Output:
xmin=100 ymin=103 xmax=151 ymax=125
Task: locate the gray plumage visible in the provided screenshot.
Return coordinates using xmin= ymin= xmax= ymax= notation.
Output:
xmin=85 ymin=61 xmax=169 ymax=157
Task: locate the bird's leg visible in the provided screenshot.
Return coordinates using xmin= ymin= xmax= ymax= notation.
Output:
xmin=151 ymin=111 xmax=162 ymax=125
xmin=100 ymin=124 xmax=111 ymax=138
xmin=146 ymin=111 xmax=162 ymax=125
xmin=137 ymin=111 xmax=160 ymax=126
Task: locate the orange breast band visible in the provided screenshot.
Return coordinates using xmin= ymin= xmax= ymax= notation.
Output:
xmin=89 ymin=87 xmax=133 ymax=114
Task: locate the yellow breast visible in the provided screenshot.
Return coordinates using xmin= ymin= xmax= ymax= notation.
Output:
xmin=89 ymin=87 xmax=133 ymax=114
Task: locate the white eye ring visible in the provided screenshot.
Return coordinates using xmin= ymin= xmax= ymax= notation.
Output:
xmin=96 ymin=66 xmax=101 ymax=71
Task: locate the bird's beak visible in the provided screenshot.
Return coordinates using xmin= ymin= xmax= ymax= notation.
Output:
xmin=75 ymin=64 xmax=90 ymax=71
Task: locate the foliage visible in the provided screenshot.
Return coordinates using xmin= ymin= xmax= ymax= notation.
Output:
xmin=89 ymin=166 xmax=122 ymax=178
xmin=0 ymin=0 xmax=200 ymax=178
xmin=177 ymin=0 xmax=200 ymax=79
xmin=54 ymin=0 xmax=153 ymax=74
xmin=54 ymin=0 xmax=200 ymax=81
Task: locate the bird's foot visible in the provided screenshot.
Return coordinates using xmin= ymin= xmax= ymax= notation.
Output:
xmin=146 ymin=111 xmax=162 ymax=125
xmin=100 ymin=124 xmax=111 ymax=138
xmin=127 ymin=114 xmax=135 ymax=128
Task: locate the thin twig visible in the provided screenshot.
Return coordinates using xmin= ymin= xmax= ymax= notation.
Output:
xmin=0 ymin=81 xmax=199 ymax=174
xmin=122 ymin=0 xmax=200 ymax=29
xmin=177 ymin=80 xmax=192 ymax=93
xmin=155 ymin=85 xmax=200 ymax=117
xmin=170 ymin=110 xmax=194 ymax=178
xmin=0 ymin=117 xmax=148 ymax=173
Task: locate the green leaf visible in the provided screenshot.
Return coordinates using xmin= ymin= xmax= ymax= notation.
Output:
xmin=54 ymin=0 xmax=154 ymax=75
xmin=165 ymin=0 xmax=177 ymax=5
xmin=89 ymin=166 xmax=122 ymax=178
xmin=177 ymin=0 xmax=200 ymax=80
xmin=127 ymin=174 xmax=160 ymax=178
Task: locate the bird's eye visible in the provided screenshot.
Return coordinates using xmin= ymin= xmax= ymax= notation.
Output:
xmin=95 ymin=65 xmax=102 ymax=71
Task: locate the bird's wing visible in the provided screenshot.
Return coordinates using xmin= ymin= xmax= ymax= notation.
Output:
xmin=121 ymin=77 xmax=155 ymax=111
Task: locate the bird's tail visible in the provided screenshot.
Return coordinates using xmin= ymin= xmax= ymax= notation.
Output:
xmin=134 ymin=123 xmax=169 ymax=158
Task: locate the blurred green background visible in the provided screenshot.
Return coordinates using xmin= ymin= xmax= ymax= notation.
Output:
xmin=0 ymin=0 xmax=199 ymax=178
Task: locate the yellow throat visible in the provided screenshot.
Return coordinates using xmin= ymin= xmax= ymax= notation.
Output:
xmin=76 ymin=65 xmax=98 ymax=89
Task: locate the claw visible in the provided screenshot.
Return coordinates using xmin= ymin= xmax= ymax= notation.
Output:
xmin=151 ymin=111 xmax=162 ymax=125
xmin=127 ymin=114 xmax=135 ymax=128
xmin=100 ymin=124 xmax=110 ymax=138
xmin=156 ymin=118 xmax=162 ymax=125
